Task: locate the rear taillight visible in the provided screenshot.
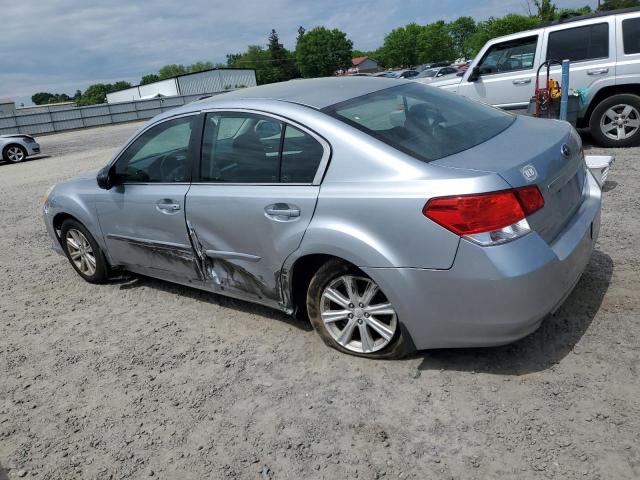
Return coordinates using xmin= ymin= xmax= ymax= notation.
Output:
xmin=423 ymin=186 xmax=544 ymax=246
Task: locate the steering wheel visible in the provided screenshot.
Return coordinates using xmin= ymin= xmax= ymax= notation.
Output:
xmin=159 ymin=153 xmax=186 ymax=182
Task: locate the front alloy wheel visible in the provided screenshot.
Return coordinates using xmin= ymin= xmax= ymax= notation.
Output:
xmin=4 ymin=145 xmax=26 ymax=163
xmin=65 ymin=228 xmax=97 ymax=276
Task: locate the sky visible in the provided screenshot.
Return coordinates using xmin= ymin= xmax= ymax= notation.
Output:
xmin=1 ymin=0 xmax=597 ymax=106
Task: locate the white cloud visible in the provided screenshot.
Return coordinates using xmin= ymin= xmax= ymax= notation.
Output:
xmin=1 ymin=0 xmax=596 ymax=104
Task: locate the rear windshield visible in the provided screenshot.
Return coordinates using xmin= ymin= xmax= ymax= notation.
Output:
xmin=322 ymin=83 xmax=515 ymax=162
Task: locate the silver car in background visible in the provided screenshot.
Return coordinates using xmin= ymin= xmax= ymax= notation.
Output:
xmin=1 ymin=134 xmax=41 ymax=163
xmin=42 ymin=77 xmax=601 ymax=358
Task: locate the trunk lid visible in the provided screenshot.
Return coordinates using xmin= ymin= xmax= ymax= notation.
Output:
xmin=432 ymin=115 xmax=587 ymax=243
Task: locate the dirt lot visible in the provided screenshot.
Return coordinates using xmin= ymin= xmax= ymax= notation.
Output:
xmin=1 ymin=122 xmax=639 ymax=480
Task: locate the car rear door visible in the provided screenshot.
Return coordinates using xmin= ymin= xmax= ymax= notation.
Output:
xmin=184 ymin=110 xmax=330 ymax=308
xmin=95 ymin=113 xmax=200 ymax=282
xmin=457 ymin=33 xmax=542 ymax=110
xmin=542 ymin=17 xmax=616 ymax=107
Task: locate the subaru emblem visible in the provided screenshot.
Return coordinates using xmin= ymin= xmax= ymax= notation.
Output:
xmin=521 ymin=164 xmax=538 ymax=182
xmin=561 ymin=144 xmax=571 ymax=158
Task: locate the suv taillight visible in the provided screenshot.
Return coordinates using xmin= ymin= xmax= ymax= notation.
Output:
xmin=423 ymin=186 xmax=544 ymax=246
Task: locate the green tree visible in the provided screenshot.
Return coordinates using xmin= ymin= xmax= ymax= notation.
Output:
xmin=598 ymin=0 xmax=640 ymax=9
xmin=416 ymin=21 xmax=456 ymax=63
xmin=73 ymin=90 xmax=82 ymax=101
xmin=267 ymin=29 xmax=298 ymax=81
xmin=533 ymin=0 xmax=557 ymax=21
xmin=188 ymin=61 xmax=214 ymax=73
xmin=111 ymin=81 xmax=132 ymax=92
xmin=295 ymin=27 xmax=353 ymax=77
xmin=228 ymin=45 xmax=278 ymax=84
xmin=158 ymin=64 xmax=188 ymax=79
xmin=449 ymin=16 xmax=477 ymax=60
xmin=556 ymin=6 xmax=592 ymax=19
xmin=77 ymin=84 xmax=112 ymax=106
xmin=469 ymin=14 xmax=541 ymax=55
xmin=31 ymin=92 xmax=56 ymax=105
xmin=378 ymin=23 xmax=424 ymax=67
xmin=140 ymin=74 xmax=160 ymax=85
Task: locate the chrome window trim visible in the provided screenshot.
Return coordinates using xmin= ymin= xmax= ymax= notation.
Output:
xmin=199 ymin=107 xmax=332 ymax=186
xmin=106 ymin=111 xmax=201 ymax=170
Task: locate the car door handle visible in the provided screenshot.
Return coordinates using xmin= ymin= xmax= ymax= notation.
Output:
xmin=265 ymin=203 xmax=300 ymax=219
xmin=512 ymin=78 xmax=532 ymax=85
xmin=156 ymin=200 xmax=181 ymax=213
xmin=587 ymin=68 xmax=609 ymax=76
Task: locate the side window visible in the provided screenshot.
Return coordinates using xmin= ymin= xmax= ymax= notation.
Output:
xmin=114 ymin=116 xmax=195 ymax=183
xmin=201 ymin=112 xmax=282 ymax=183
xmin=546 ymin=23 xmax=609 ymax=62
xmin=623 ymin=18 xmax=640 ymax=55
xmin=477 ymin=36 xmax=538 ymax=75
xmin=280 ymin=125 xmax=325 ymax=183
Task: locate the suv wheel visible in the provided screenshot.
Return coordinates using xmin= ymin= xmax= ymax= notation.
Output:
xmin=306 ymin=259 xmax=411 ymax=358
xmin=590 ymin=94 xmax=640 ymax=147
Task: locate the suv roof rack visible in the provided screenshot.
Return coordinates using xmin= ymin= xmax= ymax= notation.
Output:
xmin=542 ymin=6 xmax=640 ymax=27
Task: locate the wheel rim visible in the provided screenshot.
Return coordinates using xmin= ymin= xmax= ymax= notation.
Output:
xmin=320 ymin=275 xmax=397 ymax=354
xmin=65 ymin=229 xmax=96 ymax=276
xmin=6 ymin=146 xmax=25 ymax=162
xmin=600 ymin=104 xmax=640 ymax=141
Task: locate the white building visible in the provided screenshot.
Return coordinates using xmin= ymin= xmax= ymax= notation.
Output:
xmin=106 ymin=68 xmax=257 ymax=104
xmin=0 ymin=98 xmax=16 ymax=116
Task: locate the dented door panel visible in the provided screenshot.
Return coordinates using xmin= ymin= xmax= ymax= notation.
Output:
xmin=185 ymin=184 xmax=319 ymax=307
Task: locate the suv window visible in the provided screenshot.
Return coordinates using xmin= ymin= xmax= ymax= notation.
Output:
xmin=623 ymin=17 xmax=640 ymax=55
xmin=477 ymin=36 xmax=538 ymax=75
xmin=114 ymin=116 xmax=195 ymax=183
xmin=280 ymin=125 xmax=324 ymax=183
xmin=547 ymin=23 xmax=609 ymax=62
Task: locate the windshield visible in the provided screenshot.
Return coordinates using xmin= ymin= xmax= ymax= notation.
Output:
xmin=417 ymin=69 xmax=437 ymax=78
xmin=323 ymin=83 xmax=515 ymax=163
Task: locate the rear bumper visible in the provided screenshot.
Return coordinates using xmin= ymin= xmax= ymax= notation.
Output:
xmin=362 ymin=171 xmax=602 ymax=350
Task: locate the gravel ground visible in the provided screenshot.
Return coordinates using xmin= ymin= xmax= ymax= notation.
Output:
xmin=1 ymin=121 xmax=639 ymax=480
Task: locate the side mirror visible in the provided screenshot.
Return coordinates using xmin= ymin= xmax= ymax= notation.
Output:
xmin=467 ymin=66 xmax=480 ymax=82
xmin=96 ymin=166 xmax=114 ymax=190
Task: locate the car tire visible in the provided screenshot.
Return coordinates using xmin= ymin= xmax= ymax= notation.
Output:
xmin=306 ymin=258 xmax=411 ymax=359
xmin=3 ymin=144 xmax=27 ymax=163
xmin=60 ymin=219 xmax=109 ymax=284
xmin=589 ymin=94 xmax=640 ymax=148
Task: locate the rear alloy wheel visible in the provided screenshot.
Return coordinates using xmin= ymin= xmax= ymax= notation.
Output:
xmin=307 ymin=259 xmax=410 ymax=358
xmin=3 ymin=144 xmax=27 ymax=163
xmin=60 ymin=219 xmax=109 ymax=284
xmin=590 ymin=94 xmax=640 ymax=147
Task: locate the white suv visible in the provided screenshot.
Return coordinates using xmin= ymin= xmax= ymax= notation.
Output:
xmin=431 ymin=7 xmax=640 ymax=147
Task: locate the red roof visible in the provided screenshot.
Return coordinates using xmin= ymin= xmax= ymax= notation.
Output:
xmin=352 ymin=56 xmax=368 ymax=66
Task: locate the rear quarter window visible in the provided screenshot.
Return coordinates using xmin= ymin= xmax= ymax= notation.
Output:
xmin=546 ymin=23 xmax=609 ymax=62
xmin=622 ymin=17 xmax=640 ymax=55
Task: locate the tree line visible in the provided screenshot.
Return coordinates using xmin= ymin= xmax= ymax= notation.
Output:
xmin=31 ymin=0 xmax=639 ymax=106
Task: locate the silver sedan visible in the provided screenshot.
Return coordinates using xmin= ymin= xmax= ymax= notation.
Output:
xmin=42 ymin=77 xmax=601 ymax=358
xmin=1 ymin=134 xmax=41 ymax=163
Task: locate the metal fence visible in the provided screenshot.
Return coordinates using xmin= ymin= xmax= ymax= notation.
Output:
xmin=0 ymin=93 xmax=221 ymax=136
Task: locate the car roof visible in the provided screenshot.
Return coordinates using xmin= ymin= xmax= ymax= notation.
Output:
xmin=193 ymin=77 xmax=411 ymax=110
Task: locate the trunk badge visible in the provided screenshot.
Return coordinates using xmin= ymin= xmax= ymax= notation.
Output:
xmin=522 ymin=165 xmax=538 ymax=182
xmin=561 ymin=144 xmax=571 ymax=158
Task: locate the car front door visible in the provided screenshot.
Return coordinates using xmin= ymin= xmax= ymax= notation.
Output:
xmin=95 ymin=113 xmax=201 ymax=283
xmin=458 ymin=34 xmax=541 ymax=110
xmin=185 ymin=110 xmax=329 ymax=308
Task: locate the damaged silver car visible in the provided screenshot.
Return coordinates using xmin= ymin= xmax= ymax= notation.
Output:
xmin=43 ymin=77 xmax=602 ymax=358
